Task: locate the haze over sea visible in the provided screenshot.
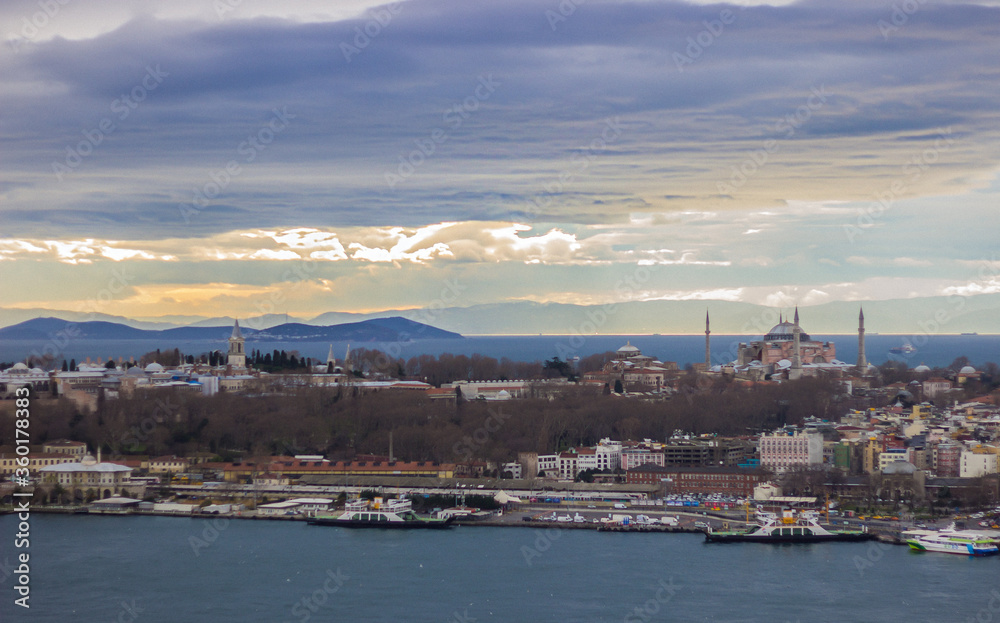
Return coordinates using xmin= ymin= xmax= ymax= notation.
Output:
xmin=1 ymin=514 xmax=997 ymax=623
xmin=2 ymin=334 xmax=998 ymax=370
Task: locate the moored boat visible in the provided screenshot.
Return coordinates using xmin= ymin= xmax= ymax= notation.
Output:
xmin=705 ymin=509 xmax=872 ymax=543
xmin=307 ymin=497 xmax=454 ymax=530
xmin=905 ymin=530 xmax=999 ymax=556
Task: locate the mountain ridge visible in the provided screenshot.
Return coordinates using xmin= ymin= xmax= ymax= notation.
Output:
xmin=2 ymin=293 xmax=999 ymax=336
xmin=0 ymin=316 xmax=462 ymax=343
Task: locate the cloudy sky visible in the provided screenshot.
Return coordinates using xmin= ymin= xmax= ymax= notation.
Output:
xmin=2 ymin=0 xmax=1000 ymax=328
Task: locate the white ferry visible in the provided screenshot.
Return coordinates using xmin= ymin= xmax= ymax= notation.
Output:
xmin=906 ymin=529 xmax=999 ymax=556
xmin=307 ymin=497 xmax=454 ymax=530
xmin=705 ymin=509 xmax=871 ymax=543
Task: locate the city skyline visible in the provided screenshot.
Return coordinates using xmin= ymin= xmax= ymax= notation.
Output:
xmin=3 ymin=0 xmax=1000 ymax=329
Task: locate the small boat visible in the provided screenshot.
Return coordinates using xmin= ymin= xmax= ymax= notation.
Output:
xmin=307 ymin=497 xmax=454 ymax=530
xmin=906 ymin=530 xmax=999 ymax=556
xmin=705 ymin=509 xmax=872 ymax=543
xmin=889 ymin=343 xmax=917 ymax=355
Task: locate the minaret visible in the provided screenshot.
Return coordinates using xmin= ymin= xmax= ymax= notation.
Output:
xmin=704 ymin=310 xmax=711 ymax=370
xmin=791 ymin=306 xmax=802 ymax=370
xmin=856 ymin=306 xmax=867 ymax=371
xmin=327 ymin=344 xmax=335 ymax=365
xmin=227 ymin=319 xmax=246 ymax=368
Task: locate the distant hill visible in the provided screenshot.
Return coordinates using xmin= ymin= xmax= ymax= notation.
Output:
xmin=5 ymin=291 xmax=1000 ymax=336
xmin=0 ymin=316 xmax=462 ymax=343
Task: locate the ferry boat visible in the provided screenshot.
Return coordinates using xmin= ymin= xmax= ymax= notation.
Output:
xmin=307 ymin=497 xmax=454 ymax=530
xmin=906 ymin=530 xmax=999 ymax=556
xmin=705 ymin=509 xmax=872 ymax=544
xmin=889 ymin=343 xmax=917 ymax=355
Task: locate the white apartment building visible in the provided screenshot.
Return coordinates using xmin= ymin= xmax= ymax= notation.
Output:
xmin=537 ymin=454 xmax=558 ymax=476
xmin=960 ymin=447 xmax=1000 ymax=478
xmin=622 ymin=449 xmax=666 ymax=470
xmin=758 ymin=431 xmax=823 ymax=472
xmin=878 ymin=448 xmax=911 ymax=471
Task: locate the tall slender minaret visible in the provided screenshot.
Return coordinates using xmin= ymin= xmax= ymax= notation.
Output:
xmin=856 ymin=306 xmax=867 ymax=371
xmin=791 ymin=306 xmax=802 ymax=370
xmin=704 ymin=310 xmax=711 ymax=370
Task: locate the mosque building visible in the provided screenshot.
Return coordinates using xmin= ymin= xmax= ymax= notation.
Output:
xmin=705 ymin=306 xmax=871 ymax=380
xmin=735 ymin=308 xmax=836 ymax=368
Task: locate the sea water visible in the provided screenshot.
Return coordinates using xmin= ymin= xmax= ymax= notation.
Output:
xmin=2 ymin=334 xmax=998 ymax=369
xmin=0 ymin=514 xmax=996 ymax=622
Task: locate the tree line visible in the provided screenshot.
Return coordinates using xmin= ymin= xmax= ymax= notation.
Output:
xmin=6 ymin=375 xmax=851 ymax=465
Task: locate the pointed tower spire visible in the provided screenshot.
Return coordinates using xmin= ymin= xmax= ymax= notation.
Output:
xmin=327 ymin=344 xmax=335 ymax=365
xmin=704 ymin=309 xmax=711 ymax=370
xmin=792 ymin=308 xmax=802 ymax=371
xmin=856 ymin=306 xmax=867 ymax=372
xmin=227 ymin=319 xmax=246 ymax=368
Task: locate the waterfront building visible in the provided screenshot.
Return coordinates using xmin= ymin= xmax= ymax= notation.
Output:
xmin=257 ymin=498 xmax=333 ymax=517
xmin=89 ymin=496 xmax=142 ymax=513
xmin=221 ymin=457 xmax=455 ymax=482
xmin=38 ymin=453 xmax=135 ymax=500
xmin=625 ymin=464 xmax=766 ymax=497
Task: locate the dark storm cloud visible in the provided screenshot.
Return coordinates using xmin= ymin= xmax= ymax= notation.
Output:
xmin=2 ymin=0 xmax=999 ymax=240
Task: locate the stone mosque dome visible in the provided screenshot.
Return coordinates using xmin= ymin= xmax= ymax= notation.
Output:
xmin=617 ymin=342 xmax=640 ymax=355
xmin=764 ymin=320 xmax=810 ymax=342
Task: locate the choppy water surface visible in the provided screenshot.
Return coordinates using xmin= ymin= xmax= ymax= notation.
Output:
xmin=1 ymin=514 xmax=998 ymax=622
